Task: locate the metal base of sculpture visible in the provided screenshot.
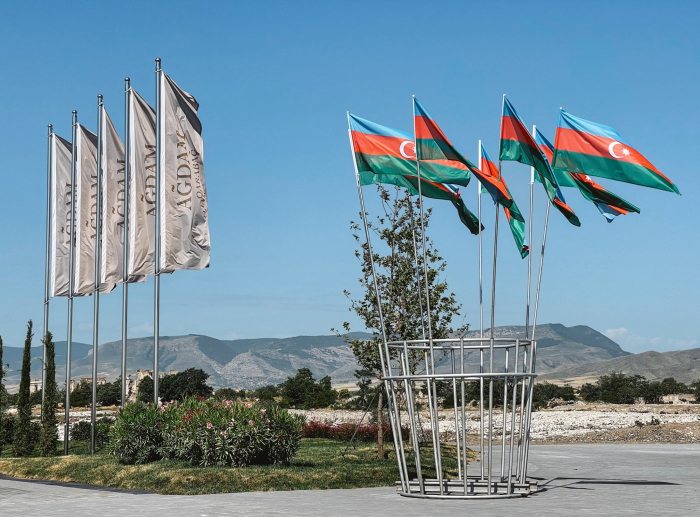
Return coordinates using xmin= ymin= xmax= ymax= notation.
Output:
xmin=379 ymin=337 xmax=538 ymax=499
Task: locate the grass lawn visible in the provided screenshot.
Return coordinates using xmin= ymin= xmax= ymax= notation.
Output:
xmin=0 ymin=439 xmax=476 ymax=495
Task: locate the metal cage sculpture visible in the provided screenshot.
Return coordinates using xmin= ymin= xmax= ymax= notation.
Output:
xmin=378 ymin=337 xmax=538 ymax=498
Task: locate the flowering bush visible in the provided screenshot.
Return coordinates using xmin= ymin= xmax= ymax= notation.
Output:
xmin=108 ymin=397 xmax=305 ymax=467
xmin=303 ymin=420 xmax=409 ymax=442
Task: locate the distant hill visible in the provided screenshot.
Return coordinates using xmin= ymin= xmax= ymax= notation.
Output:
xmin=2 ymin=324 xmax=629 ymax=391
xmin=539 ymin=348 xmax=700 ymax=386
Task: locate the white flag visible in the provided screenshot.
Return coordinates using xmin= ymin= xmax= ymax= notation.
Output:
xmin=50 ymin=134 xmax=73 ymax=297
xmin=159 ymin=73 xmax=210 ymax=272
xmin=128 ymin=89 xmax=157 ymax=277
xmin=74 ymin=125 xmax=115 ymax=295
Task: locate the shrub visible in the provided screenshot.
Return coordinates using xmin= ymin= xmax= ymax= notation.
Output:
xmin=214 ymin=388 xmax=241 ymax=401
xmin=302 ymin=420 xmax=409 ymax=442
xmin=70 ymin=417 xmax=114 ymax=447
xmin=108 ymin=397 xmax=305 ymax=467
xmin=278 ymin=368 xmax=338 ymax=409
xmin=2 ymin=417 xmax=41 ymax=450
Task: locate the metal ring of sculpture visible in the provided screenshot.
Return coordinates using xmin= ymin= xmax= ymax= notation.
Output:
xmin=378 ymin=337 xmax=538 ymax=499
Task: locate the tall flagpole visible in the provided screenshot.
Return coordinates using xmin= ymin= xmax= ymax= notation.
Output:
xmin=525 ymin=125 xmax=535 ymax=338
xmin=347 ymin=114 xmax=405 ymax=488
xmin=477 ymin=141 xmax=485 ymax=480
xmin=153 ymin=58 xmax=162 ymax=404
xmin=121 ymin=78 xmax=131 ymax=406
xmin=42 ymin=124 xmax=54 ymax=423
xmin=91 ymin=95 xmax=104 ymax=454
xmin=65 ymin=110 xmax=78 ymax=455
xmin=531 ymin=203 xmax=550 ymax=342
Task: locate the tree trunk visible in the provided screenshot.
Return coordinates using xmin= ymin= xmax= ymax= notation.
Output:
xmin=377 ymin=388 xmax=384 ymax=459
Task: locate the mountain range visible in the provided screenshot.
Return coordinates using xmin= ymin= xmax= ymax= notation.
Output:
xmin=2 ymin=323 xmax=644 ymax=391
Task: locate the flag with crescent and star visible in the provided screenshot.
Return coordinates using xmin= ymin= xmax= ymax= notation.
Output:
xmin=413 ymin=97 xmax=514 ymax=208
xmin=552 ymin=110 xmax=680 ymax=195
xmin=499 ymin=96 xmax=580 ymax=227
xmin=348 ymin=114 xmax=482 ymax=234
xmin=535 ymin=129 xmax=640 ymax=223
xmin=481 ymin=144 xmax=528 ymax=258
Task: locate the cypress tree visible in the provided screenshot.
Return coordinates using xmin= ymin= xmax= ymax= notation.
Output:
xmin=40 ymin=331 xmax=58 ymax=456
xmin=13 ymin=320 xmax=34 ymax=456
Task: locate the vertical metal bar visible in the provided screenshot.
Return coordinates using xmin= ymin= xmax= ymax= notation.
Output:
xmin=378 ymin=343 xmax=407 ymax=492
xmin=501 ymin=347 xmax=509 ymax=479
xmin=460 ymin=337 xmax=467 ymax=495
xmin=487 ymin=337 xmax=494 ymax=494
xmin=450 ymin=349 xmax=461 ymax=480
xmin=91 ymin=96 xmax=104 ymax=454
xmin=42 ymin=125 xmax=54 ymax=423
xmin=153 ymin=58 xmax=162 ymax=404
xmin=531 ymin=202 xmax=550 ymax=343
xmin=65 ymin=110 xmax=78 ymax=455
xmin=477 ymin=143 xmax=485 ymax=481
xmin=522 ymin=342 xmax=537 ymax=483
xmin=515 ymin=345 xmax=528 ymax=478
xmin=401 ymin=342 xmax=424 ymax=494
xmin=508 ymin=340 xmax=520 ymax=494
xmin=121 ymin=78 xmax=131 ymax=406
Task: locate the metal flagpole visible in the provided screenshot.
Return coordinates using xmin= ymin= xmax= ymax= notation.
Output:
xmin=153 ymin=58 xmax=162 ymax=404
xmin=346 ymin=113 xmax=405 ymax=490
xmin=65 ymin=110 xmax=78 ymax=455
xmin=412 ymin=96 xmax=443 ymax=492
xmin=91 ymin=96 xmax=104 ymax=454
xmin=525 ymin=125 xmax=535 ymax=338
xmin=477 ymin=141 xmax=485 ymax=481
xmin=121 ymin=78 xmax=131 ymax=406
xmin=531 ymin=203 xmax=550 ymax=341
xmin=42 ymin=124 xmax=54 ymax=423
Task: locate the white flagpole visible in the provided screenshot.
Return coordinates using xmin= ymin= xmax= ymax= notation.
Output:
xmin=477 ymin=141 xmax=485 ymax=480
xmin=346 ymin=113 xmax=406 ymax=490
xmin=121 ymin=78 xmax=131 ymax=406
xmin=42 ymin=124 xmax=53 ymax=423
xmin=90 ymin=95 xmax=104 ymax=454
xmin=65 ymin=110 xmax=78 ymax=455
xmin=153 ymin=58 xmax=162 ymax=404
xmin=525 ymin=126 xmax=536 ymax=338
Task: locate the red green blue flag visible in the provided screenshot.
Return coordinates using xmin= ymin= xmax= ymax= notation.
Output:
xmin=552 ymin=110 xmax=680 ymax=195
xmin=348 ymin=113 xmax=482 ymax=233
xmin=499 ymin=96 xmax=580 ymax=227
xmin=481 ymin=144 xmax=528 ymax=258
xmin=413 ymin=97 xmax=514 ymax=209
xmin=536 ymin=129 xmax=640 ymax=223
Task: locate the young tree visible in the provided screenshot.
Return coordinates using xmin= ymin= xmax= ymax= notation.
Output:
xmin=338 ymin=186 xmax=468 ymax=458
xmin=40 ymin=331 xmax=58 ymax=456
xmin=14 ymin=320 xmax=34 ymax=456
xmin=0 ymin=335 xmax=5 ymax=452
xmin=159 ymin=368 xmax=214 ymax=402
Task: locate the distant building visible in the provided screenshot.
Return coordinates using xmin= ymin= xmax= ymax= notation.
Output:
xmin=129 ymin=369 xmax=179 ymax=401
xmin=29 ymin=379 xmax=42 ymax=393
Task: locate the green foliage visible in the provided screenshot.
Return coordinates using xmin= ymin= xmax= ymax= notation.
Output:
xmin=214 ymin=388 xmax=241 ymax=401
xmin=339 ymin=186 xmax=469 ymax=381
xmin=578 ymin=372 xmax=690 ymax=404
xmin=97 ymin=379 xmax=122 ymax=406
xmin=159 ymin=368 xmax=214 ymax=402
xmin=40 ymin=331 xmax=59 ymax=456
xmin=278 ymin=368 xmax=338 ymax=409
xmin=252 ymin=385 xmax=278 ymax=402
xmin=137 ymin=376 xmax=154 ymax=403
xmin=14 ymin=320 xmax=34 ymax=457
xmin=69 ymin=380 xmax=94 ymax=408
xmin=70 ymin=417 xmax=114 ymax=448
xmin=107 ymin=397 xmax=305 ymax=467
xmin=0 ymin=335 xmax=4 ymax=453
xmin=438 ymin=380 xmax=574 ymax=410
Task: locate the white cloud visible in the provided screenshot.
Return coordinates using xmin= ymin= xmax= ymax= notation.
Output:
xmin=605 ymin=327 xmax=628 ymax=340
xmin=130 ymin=322 xmax=154 ymax=334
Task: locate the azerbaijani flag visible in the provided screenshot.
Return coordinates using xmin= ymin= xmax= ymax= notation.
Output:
xmin=499 ymin=96 xmax=580 ymax=227
xmin=402 ymin=176 xmax=482 ymax=235
xmin=552 ymin=110 xmax=680 ymax=195
xmin=536 ymin=129 xmax=640 ymax=223
xmin=413 ymin=97 xmax=514 ymax=208
xmin=348 ymin=114 xmax=481 ymax=233
xmin=481 ymin=144 xmax=528 ymax=258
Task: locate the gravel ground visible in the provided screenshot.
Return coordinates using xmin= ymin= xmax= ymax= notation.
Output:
xmin=291 ymin=403 xmax=700 ymax=445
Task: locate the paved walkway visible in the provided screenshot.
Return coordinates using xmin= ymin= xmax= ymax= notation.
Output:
xmin=1 ymin=444 xmax=698 ymax=516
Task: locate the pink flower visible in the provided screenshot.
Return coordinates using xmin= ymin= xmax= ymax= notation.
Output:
xmin=260 ymin=408 xmax=267 ymax=414
xmin=206 ymin=422 xmax=212 ymax=429
xmin=254 ymin=398 xmax=260 ymax=403
xmin=265 ymin=418 xmax=270 ymax=423
xmin=220 ymin=431 xmax=227 ymax=437
xmin=160 ymin=406 xmax=167 ymax=412
xmin=244 ymin=403 xmax=252 ymax=409
xmin=248 ymin=420 xmax=254 ymax=426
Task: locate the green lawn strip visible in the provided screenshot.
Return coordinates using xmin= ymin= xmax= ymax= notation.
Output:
xmin=0 ymin=439 xmax=476 ymax=495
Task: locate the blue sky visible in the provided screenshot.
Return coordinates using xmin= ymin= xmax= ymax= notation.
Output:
xmin=0 ymin=1 xmax=697 ymax=353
